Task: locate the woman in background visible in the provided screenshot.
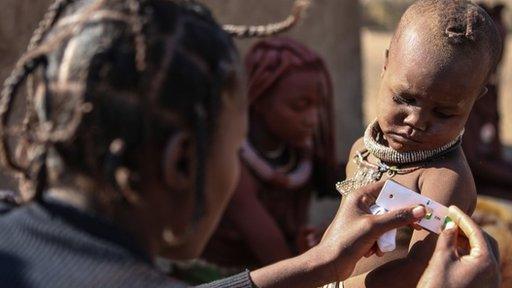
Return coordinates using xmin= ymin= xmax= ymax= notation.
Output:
xmin=203 ymin=37 xmax=338 ymax=270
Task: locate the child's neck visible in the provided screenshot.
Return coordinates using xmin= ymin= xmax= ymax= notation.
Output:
xmin=364 ymin=120 xmax=462 ymax=165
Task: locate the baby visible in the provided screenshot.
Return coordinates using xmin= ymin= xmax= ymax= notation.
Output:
xmin=337 ymin=1 xmax=502 ymax=287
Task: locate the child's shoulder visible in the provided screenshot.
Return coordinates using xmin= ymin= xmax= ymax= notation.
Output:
xmin=345 ymin=138 xmax=365 ymax=176
xmin=420 ymin=146 xmax=473 ymax=182
xmin=419 ymin=146 xmax=477 ymax=213
xmin=348 ymin=137 xmax=365 ymax=157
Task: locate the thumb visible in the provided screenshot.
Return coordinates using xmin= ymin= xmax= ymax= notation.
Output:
xmin=372 ymin=205 xmax=426 ymax=235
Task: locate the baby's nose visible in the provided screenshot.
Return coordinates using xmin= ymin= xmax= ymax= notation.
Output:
xmin=404 ymin=108 xmax=428 ymax=132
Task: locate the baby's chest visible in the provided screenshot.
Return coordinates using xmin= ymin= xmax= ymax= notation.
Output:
xmin=381 ymin=172 xmax=422 ymax=192
xmin=345 ymin=154 xmax=424 ymax=193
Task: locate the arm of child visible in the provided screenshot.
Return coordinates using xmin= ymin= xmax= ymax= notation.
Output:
xmin=344 ymin=138 xmax=411 ymax=277
xmin=343 ymin=150 xmax=477 ymax=288
xmin=224 ymin=164 xmax=294 ymax=265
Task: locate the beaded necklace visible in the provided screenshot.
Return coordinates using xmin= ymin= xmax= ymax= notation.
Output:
xmin=240 ymin=140 xmax=312 ymax=190
xmin=336 ymin=120 xmax=463 ymax=195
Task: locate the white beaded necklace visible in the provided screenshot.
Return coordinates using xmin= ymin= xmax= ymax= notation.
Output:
xmin=240 ymin=140 xmax=312 ymax=190
xmin=336 ymin=120 xmax=462 ymax=195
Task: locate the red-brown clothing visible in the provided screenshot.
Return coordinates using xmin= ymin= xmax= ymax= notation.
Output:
xmin=202 ymin=160 xmax=311 ymax=268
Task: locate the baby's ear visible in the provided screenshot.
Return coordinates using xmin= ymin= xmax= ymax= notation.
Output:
xmin=381 ymin=49 xmax=390 ymax=78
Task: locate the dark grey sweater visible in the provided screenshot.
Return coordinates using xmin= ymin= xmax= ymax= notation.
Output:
xmin=0 ymin=199 xmax=252 ymax=288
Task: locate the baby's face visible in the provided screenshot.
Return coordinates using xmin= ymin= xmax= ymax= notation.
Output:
xmin=377 ymin=24 xmax=489 ymax=152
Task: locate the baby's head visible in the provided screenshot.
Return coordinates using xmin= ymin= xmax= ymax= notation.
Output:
xmin=377 ymin=0 xmax=502 ymax=152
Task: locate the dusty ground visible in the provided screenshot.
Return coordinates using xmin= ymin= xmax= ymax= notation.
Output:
xmin=362 ymin=29 xmax=512 ymax=146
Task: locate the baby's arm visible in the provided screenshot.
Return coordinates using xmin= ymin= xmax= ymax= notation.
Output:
xmin=224 ymin=164 xmax=293 ymax=265
xmin=344 ymin=149 xmax=477 ymax=288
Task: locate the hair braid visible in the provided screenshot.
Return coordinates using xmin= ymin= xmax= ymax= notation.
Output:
xmin=0 ymin=58 xmax=45 ymax=173
xmin=27 ymin=0 xmax=73 ymax=51
xmin=1 ymin=0 xmax=241 ymax=216
xmin=0 ymin=55 xmax=46 ymax=203
xmin=223 ymin=0 xmax=311 ymax=38
xmin=128 ymin=0 xmax=147 ymax=72
xmin=0 ymin=0 xmax=107 ymax=204
xmin=24 ymin=0 xmax=73 ymax=141
xmin=443 ymin=1 xmax=484 ymax=44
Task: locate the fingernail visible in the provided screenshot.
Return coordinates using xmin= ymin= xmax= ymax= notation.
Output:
xmin=412 ymin=206 xmax=426 ymax=218
xmin=443 ymin=217 xmax=456 ymax=231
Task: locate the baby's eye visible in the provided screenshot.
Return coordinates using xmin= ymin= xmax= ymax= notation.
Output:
xmin=392 ymin=95 xmax=415 ymax=105
xmin=434 ymin=110 xmax=454 ymax=119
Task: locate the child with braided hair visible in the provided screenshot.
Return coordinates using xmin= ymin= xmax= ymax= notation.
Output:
xmin=330 ymin=1 xmax=503 ymax=287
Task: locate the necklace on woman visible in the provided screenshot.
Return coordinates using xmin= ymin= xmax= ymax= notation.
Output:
xmin=263 ymin=143 xmax=286 ymax=160
xmin=336 ymin=120 xmax=463 ymax=195
xmin=240 ymin=140 xmax=312 ymax=190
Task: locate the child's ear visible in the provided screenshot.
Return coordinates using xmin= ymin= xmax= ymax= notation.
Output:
xmin=478 ymin=86 xmax=489 ymax=99
xmin=381 ymin=49 xmax=390 ymax=78
xmin=162 ymin=131 xmax=196 ymax=192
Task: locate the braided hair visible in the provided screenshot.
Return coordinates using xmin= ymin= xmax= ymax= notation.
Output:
xmin=0 ymin=0 xmax=240 ymax=217
xmin=223 ymin=0 xmax=312 ymax=38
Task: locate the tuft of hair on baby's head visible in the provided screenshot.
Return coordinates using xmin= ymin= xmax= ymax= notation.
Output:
xmin=391 ymin=0 xmax=502 ymax=80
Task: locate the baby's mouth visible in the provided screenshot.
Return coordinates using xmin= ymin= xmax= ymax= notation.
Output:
xmin=385 ymin=132 xmax=422 ymax=145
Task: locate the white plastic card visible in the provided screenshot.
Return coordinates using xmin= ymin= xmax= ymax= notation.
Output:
xmin=370 ymin=205 xmax=397 ymax=252
xmin=376 ymin=180 xmax=449 ymax=234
